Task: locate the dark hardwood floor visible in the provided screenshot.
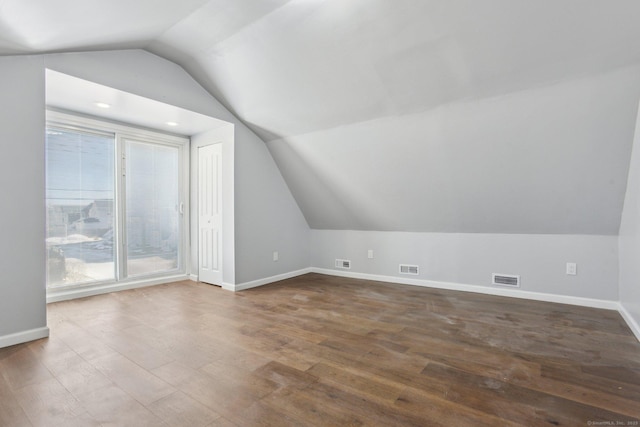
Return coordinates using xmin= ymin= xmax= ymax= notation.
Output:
xmin=1 ymin=273 xmax=639 ymax=426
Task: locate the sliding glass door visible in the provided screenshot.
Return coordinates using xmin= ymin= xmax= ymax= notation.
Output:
xmin=45 ymin=127 xmax=116 ymax=287
xmin=45 ymin=113 xmax=187 ymax=289
xmin=125 ymin=139 xmax=180 ymax=277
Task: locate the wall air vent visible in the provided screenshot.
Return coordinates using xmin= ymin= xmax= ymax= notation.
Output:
xmin=492 ymin=273 xmax=520 ymax=287
xmin=335 ymin=259 xmax=351 ymax=269
xmin=399 ymin=264 xmax=419 ymax=275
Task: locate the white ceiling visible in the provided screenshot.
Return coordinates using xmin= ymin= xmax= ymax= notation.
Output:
xmin=0 ymin=0 xmax=210 ymax=53
xmin=46 ymin=70 xmax=229 ymax=136
xmin=149 ymin=0 xmax=640 ymax=141
xmin=3 ymin=0 xmax=640 ymax=234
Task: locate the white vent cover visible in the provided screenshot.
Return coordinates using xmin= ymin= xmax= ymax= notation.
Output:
xmin=335 ymin=259 xmax=351 ymax=269
xmin=399 ymin=264 xmax=419 ymax=275
xmin=492 ymin=273 xmax=520 ymax=287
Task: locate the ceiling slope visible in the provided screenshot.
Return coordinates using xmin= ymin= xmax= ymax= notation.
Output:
xmin=3 ymin=1 xmax=640 ymax=234
xmin=0 ymin=0 xmax=210 ymax=53
xmin=150 ymin=0 xmax=640 ymax=234
xmin=151 ymin=0 xmax=640 ymax=140
xmin=268 ymin=65 xmax=640 ymax=234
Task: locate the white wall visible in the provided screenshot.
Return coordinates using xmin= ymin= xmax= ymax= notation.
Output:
xmin=619 ymin=102 xmax=640 ymax=338
xmin=0 ymin=56 xmax=49 ymax=345
xmin=312 ymin=230 xmax=619 ymax=302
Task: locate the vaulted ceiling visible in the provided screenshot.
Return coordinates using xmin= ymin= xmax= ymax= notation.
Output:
xmin=3 ymin=0 xmax=640 ymax=234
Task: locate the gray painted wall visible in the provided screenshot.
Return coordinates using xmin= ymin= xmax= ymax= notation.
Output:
xmin=0 ymin=56 xmax=47 ymax=337
xmin=311 ymin=230 xmax=619 ymax=301
xmin=0 ymin=47 xmax=634 ymax=345
xmin=233 ymin=124 xmax=310 ymax=283
xmin=268 ymin=65 xmax=640 ymax=235
xmin=1 ymin=49 xmax=311 ymax=345
xmin=619 ymin=102 xmax=640 ymax=333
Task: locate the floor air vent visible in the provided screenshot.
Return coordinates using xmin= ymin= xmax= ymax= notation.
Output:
xmin=492 ymin=273 xmax=520 ymax=287
xmin=399 ymin=264 xmax=419 ymax=275
xmin=335 ymin=259 xmax=351 ymax=269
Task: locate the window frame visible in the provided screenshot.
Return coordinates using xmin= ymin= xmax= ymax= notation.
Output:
xmin=46 ymin=110 xmax=190 ymax=294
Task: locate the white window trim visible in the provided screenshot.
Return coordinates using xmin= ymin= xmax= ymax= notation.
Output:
xmin=46 ymin=110 xmax=191 ymax=302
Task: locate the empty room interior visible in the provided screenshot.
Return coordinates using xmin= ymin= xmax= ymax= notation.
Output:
xmin=2 ymin=1 xmax=640 ymax=425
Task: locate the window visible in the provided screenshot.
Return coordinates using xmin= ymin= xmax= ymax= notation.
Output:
xmin=45 ymin=112 xmax=187 ymax=289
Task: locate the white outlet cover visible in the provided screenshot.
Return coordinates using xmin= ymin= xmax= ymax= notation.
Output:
xmin=367 ymin=250 xmax=374 ymax=259
xmin=566 ymin=262 xmax=577 ymax=275
xmin=273 ymin=251 xmax=279 ymax=262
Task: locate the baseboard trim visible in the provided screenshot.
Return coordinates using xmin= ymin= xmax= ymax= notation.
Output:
xmin=0 ymin=327 xmax=50 ymax=349
xmin=232 ymin=268 xmax=313 ymax=292
xmin=189 ymin=274 xmax=199 ymax=282
xmin=311 ymin=268 xmax=620 ymax=311
xmin=617 ymin=303 xmax=640 ymax=342
xmin=221 ymin=282 xmax=235 ymax=291
xmin=47 ymin=274 xmax=190 ymax=303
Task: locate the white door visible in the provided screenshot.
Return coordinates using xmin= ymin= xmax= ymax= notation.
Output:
xmin=198 ymin=143 xmax=223 ymax=285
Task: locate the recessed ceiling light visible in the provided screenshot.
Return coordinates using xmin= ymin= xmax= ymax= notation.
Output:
xmin=95 ymin=102 xmax=111 ymax=109
xmin=166 ymin=121 xmax=178 ymax=127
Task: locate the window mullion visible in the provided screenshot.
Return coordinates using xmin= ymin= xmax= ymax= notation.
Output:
xmin=115 ymin=135 xmax=128 ymax=281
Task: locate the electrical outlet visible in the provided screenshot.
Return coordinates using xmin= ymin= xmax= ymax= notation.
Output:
xmin=367 ymin=249 xmax=374 ymax=259
xmin=273 ymin=251 xmax=279 ymax=262
xmin=566 ymin=262 xmax=577 ymax=276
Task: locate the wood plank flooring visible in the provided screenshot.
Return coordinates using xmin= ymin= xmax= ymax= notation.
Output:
xmin=1 ymin=273 xmax=639 ymax=426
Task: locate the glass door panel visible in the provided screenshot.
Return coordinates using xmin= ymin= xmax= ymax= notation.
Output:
xmin=125 ymin=140 xmax=180 ymax=277
xmin=45 ymin=127 xmax=116 ymax=287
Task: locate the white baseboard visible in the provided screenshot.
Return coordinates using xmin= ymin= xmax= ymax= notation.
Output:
xmin=47 ymin=274 xmax=190 ymax=303
xmin=232 ymin=268 xmax=313 ymax=292
xmin=190 ymin=276 xmax=232 ymax=290
xmin=312 ymin=268 xmax=640 ymax=342
xmin=229 ymin=265 xmax=622 ymax=312
xmin=311 ymin=268 xmax=620 ymax=311
xmin=617 ymin=303 xmax=640 ymax=342
xmin=42 ymin=265 xmax=640 ymax=343
xmin=221 ymin=282 xmax=235 ymax=291
xmin=0 ymin=327 xmax=50 ymax=349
